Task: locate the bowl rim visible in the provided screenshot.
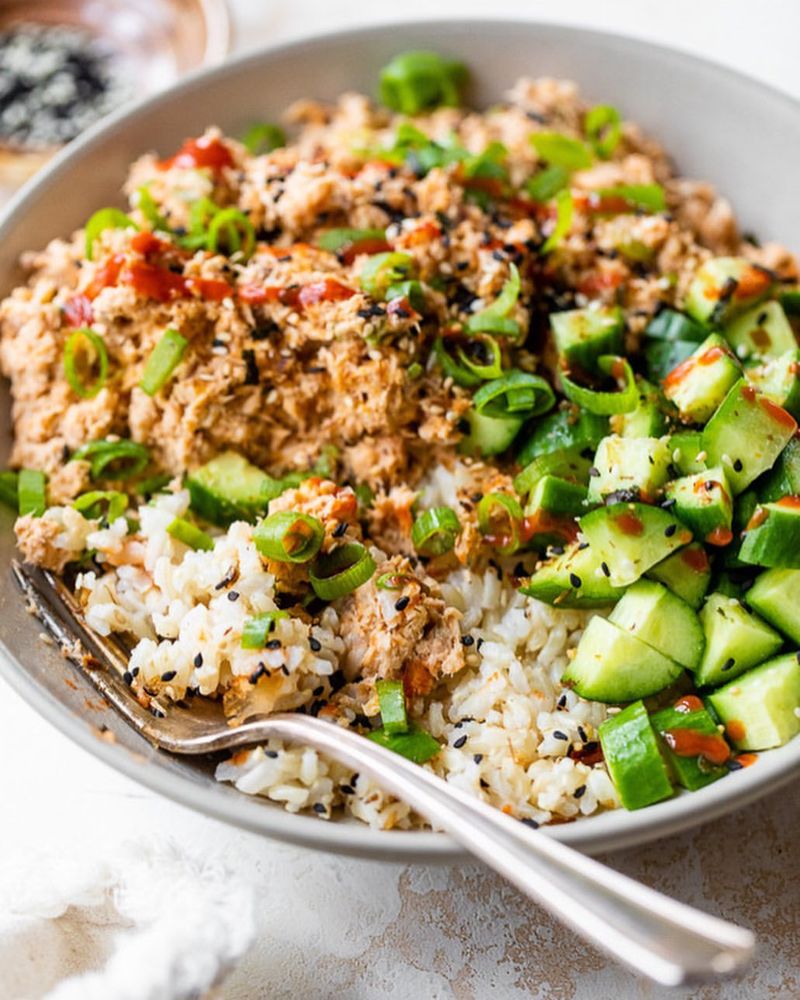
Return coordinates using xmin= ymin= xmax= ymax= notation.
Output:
xmin=1 ymin=17 xmax=799 ymax=862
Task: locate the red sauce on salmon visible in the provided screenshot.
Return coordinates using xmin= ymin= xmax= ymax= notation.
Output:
xmin=158 ymin=136 xmax=234 ymax=173
xmin=238 ymin=278 xmax=355 ymax=309
xmin=63 ymin=294 xmax=94 ymax=327
xmin=85 ymin=253 xmax=124 ymax=299
xmin=339 ymin=238 xmax=392 ymax=264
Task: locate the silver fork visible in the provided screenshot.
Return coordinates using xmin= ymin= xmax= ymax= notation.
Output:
xmin=13 ymin=559 xmax=755 ymax=987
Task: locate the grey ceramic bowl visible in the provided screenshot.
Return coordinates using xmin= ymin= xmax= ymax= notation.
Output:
xmin=1 ymin=20 xmax=799 ymax=861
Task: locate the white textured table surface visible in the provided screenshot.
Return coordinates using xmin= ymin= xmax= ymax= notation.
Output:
xmin=2 ymin=2 xmax=800 ymax=998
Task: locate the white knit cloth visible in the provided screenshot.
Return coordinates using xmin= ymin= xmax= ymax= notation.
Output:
xmin=0 ymin=841 xmax=256 ymax=1000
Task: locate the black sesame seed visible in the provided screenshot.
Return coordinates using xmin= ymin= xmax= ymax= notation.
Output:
xmin=664 ymin=524 xmax=677 ymax=538
xmin=123 ymin=671 xmax=133 ymax=686
xmin=193 ymin=652 xmax=203 ymax=668
xmin=309 ymin=637 xmax=322 ymax=652
xmin=513 ymin=561 xmax=525 ymax=577
xmin=242 ymin=349 xmax=259 ymax=385
xmin=660 ymin=498 xmax=677 ymax=509
xmin=161 ymin=671 xmax=177 ymax=682
xmin=394 ymin=595 xmax=410 ymax=612
xmin=574 ymin=785 xmax=587 ymax=799
xmin=727 ymin=759 xmax=744 ymax=771
xmin=733 ymin=458 xmax=744 ymax=472
xmin=473 ymin=753 xmax=484 ymax=764
xmin=577 ymin=541 xmax=590 ymax=551
xmin=588 ymin=466 xmax=600 ymax=478
xmin=557 ymin=694 xmax=567 ymax=709
xmin=479 ymin=778 xmax=490 ymax=789
xmin=280 ymin=664 xmax=290 ymax=676
xmin=340 ymin=784 xmax=354 ymax=795
xmin=313 ymin=802 xmax=327 ymax=814
xmin=332 ymin=521 xmax=347 ymax=538
xmin=600 ymin=561 xmax=610 ymax=578
xmin=131 ymin=667 xmax=140 ymax=678
xmin=722 ymin=657 xmax=736 ymax=672
xmin=461 ymin=634 xmax=475 ymax=646
xmin=569 ymin=573 xmax=582 ymax=589
xmin=265 ymin=749 xmax=279 ymax=759
xmin=453 ymin=734 xmax=468 ymax=749
xmin=312 ymin=685 xmax=324 ymax=697
xmin=553 ymin=730 xmax=569 ymax=741
xmin=227 ymin=591 xmax=240 ymax=602
xmin=520 ymin=817 xmax=540 ymax=829
xmin=578 ymin=726 xmax=587 ymax=742
xmin=477 ymin=638 xmax=484 ymax=651
xmin=266 ymin=638 xmax=281 ymax=650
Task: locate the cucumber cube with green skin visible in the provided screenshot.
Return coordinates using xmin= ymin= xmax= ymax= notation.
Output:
xmin=587 ymin=435 xmax=672 ymax=504
xmin=598 ymin=701 xmax=674 ymax=810
xmin=646 ymin=543 xmax=711 ymax=609
xmin=645 ymin=338 xmax=698 ymax=383
xmin=694 ymin=593 xmax=783 ymax=687
xmin=665 ymin=467 xmax=733 ymax=545
xmin=685 ymin=256 xmax=775 ymax=326
xmin=708 ymin=654 xmax=800 ymax=750
xmin=724 ymin=301 xmax=796 ymax=360
xmin=460 ymin=409 xmax=523 ymax=457
xmin=739 ymin=499 xmax=800 ymax=568
xmin=669 ymin=430 xmax=707 ymax=476
xmin=747 ymin=349 xmax=800 ymax=419
xmin=650 ymin=703 xmax=729 ymax=790
xmin=757 ymin=436 xmax=800 ymax=502
xmin=516 ymin=406 xmax=608 ymax=468
xmin=645 ymin=308 xmax=707 ymax=343
xmin=522 ymin=475 xmax=586 ymax=549
xmin=747 ymin=569 xmax=800 ymax=644
xmin=187 ymin=451 xmax=282 ymax=526
xmin=702 ymin=381 xmax=797 ymax=493
xmin=579 ymin=502 xmax=693 ymax=587
xmin=513 ymin=448 xmax=592 ymax=496
xmin=662 ymin=334 xmax=742 ymax=425
xmin=520 ymin=542 xmax=624 ymax=608
xmin=609 ymin=579 xmax=704 ymax=670
xmin=733 ymin=489 xmax=759 ymax=534
xmin=564 ymin=616 xmax=683 ymax=702
xmin=550 ymin=305 xmax=624 ymax=372
xmin=615 ymin=378 xmax=669 ymax=437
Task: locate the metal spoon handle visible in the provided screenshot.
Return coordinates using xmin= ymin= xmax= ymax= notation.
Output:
xmin=216 ymin=713 xmax=754 ymax=987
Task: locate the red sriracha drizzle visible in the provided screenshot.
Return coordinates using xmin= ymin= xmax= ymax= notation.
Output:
xmin=663 ymin=727 xmax=731 ymax=765
xmin=157 ymin=136 xmax=234 ymax=173
xmin=238 ymin=278 xmax=355 ymax=309
xmin=63 ymin=293 xmax=94 ymax=327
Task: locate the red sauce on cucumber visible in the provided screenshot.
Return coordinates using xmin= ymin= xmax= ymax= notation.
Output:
xmin=673 ymin=695 xmax=704 ymax=713
xmin=735 ymin=752 xmax=758 ymax=768
xmin=614 ymin=511 xmax=644 ymax=536
xmin=706 ymin=526 xmax=734 ymax=546
xmin=520 ymin=511 xmax=579 ymax=544
xmin=663 ymin=727 xmax=731 ymax=765
xmin=662 ymin=346 xmax=730 ymax=389
xmin=759 ymin=396 xmax=796 ymax=430
xmin=746 ymin=507 xmax=769 ymax=530
xmin=681 ymin=546 xmax=710 ymax=573
xmin=776 ymin=495 xmax=800 ymax=509
xmin=158 ymin=136 xmax=234 ymax=173
xmin=725 ymin=719 xmax=747 ymax=742
xmin=741 ymin=385 xmax=757 ymax=403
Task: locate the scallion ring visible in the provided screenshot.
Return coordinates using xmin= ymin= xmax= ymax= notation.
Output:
xmin=84 ymin=207 xmax=138 ymax=260
xmin=473 ymin=370 xmax=555 ymax=420
xmin=359 ymin=251 xmax=415 ymax=300
xmin=526 ymin=164 xmax=569 ymax=202
xmin=18 ymin=469 xmax=46 ymax=517
xmin=167 ymin=517 xmax=214 ymax=551
xmin=0 ymin=470 xmax=18 ymax=511
xmin=253 ymin=511 xmax=325 ymax=563
xmin=207 ymin=208 xmax=256 ymax=260
xmin=477 ymin=493 xmax=524 ymax=556
xmin=560 ymin=355 xmax=638 ymax=415
xmin=73 ymin=490 xmax=129 ymax=523
xmin=541 ymin=189 xmax=574 ymax=255
xmin=386 ymin=279 xmax=426 ymax=312
xmin=241 ymin=611 xmax=289 ymax=649
xmin=465 ymin=263 xmax=521 ymax=336
xmin=71 ymin=439 xmax=151 ymax=481
xmin=366 ymin=724 xmax=440 ymax=763
xmin=376 ymin=678 xmax=408 ymax=734
xmin=136 ymin=185 xmax=169 ymax=232
xmin=530 ymin=131 xmax=593 ymax=171
xmin=378 ymin=51 xmax=467 ymax=115
xmin=63 ymin=328 xmax=109 ymax=400
xmin=317 ymin=227 xmax=386 ymax=253
xmin=411 ymin=506 xmax=461 ymax=556
xmin=585 ymin=104 xmax=622 ymax=159
xmin=513 ymin=448 xmax=592 ymax=497
xmin=309 ymin=542 xmax=376 ymax=599
xmin=593 ymin=183 xmax=666 ymax=214
xmin=179 ymin=197 xmax=220 ymax=251
xmin=242 ymin=123 xmax=287 ymax=155
xmin=140 ymin=329 xmax=188 ymax=396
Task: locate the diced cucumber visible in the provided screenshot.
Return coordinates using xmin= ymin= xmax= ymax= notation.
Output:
xmin=702 ymin=381 xmax=797 ymax=493
xmin=579 ymin=502 xmax=692 ymax=587
xmin=665 ymin=466 xmax=733 ymax=546
xmin=708 ymin=654 xmax=800 ymax=750
xmin=598 ymin=701 xmax=674 ymax=810
xmin=733 ymin=489 xmax=759 ymax=534
xmin=747 ymin=349 xmax=800 ymax=419
xmin=694 ymin=593 xmax=783 ymax=687
xmin=685 ymin=256 xmax=775 ymax=326
xmin=460 ymin=409 xmax=523 ymax=457
xmin=662 ymin=334 xmax=742 ymax=424
xmin=724 ymin=301 xmax=796 ymax=360
xmin=522 ymin=475 xmax=586 ymax=549
xmin=609 ymin=579 xmax=704 ymax=670
xmin=646 ymin=543 xmax=711 ymax=609
xmin=550 ymin=305 xmax=624 ymax=371
xmin=187 ymin=451 xmax=281 ymax=526
xmin=645 ymin=308 xmax=707 ymax=343
xmin=516 ymin=406 xmax=607 ymax=468
xmin=520 ymin=542 xmax=624 ymax=608
xmin=746 ymin=568 xmax=800 ymax=644
xmin=615 ymin=378 xmax=669 ymax=437
xmin=669 ymin=430 xmax=707 ymax=476
xmin=650 ymin=701 xmax=729 ymax=790
xmin=513 ymin=448 xmax=591 ymax=496
xmin=757 ymin=437 xmax=800 ymax=502
xmin=739 ymin=498 xmax=800 ymax=568
xmin=563 ymin=616 xmax=683 ymax=702
xmin=587 ymin=435 xmax=672 ymax=503
xmin=645 ymin=338 xmax=698 ymax=383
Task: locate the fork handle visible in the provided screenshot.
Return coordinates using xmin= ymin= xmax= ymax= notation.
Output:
xmin=218 ymin=714 xmax=753 ymax=987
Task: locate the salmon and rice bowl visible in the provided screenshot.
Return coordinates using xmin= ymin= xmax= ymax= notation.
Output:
xmin=4 ymin=51 xmax=800 ymax=831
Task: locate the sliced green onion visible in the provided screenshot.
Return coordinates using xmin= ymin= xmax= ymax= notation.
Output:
xmin=85 ymin=207 xmax=137 ymax=260
xmin=594 ymin=183 xmax=665 ymax=214
xmin=241 ymin=610 xmax=289 ymax=649
xmin=375 ymin=571 xmax=415 ymax=590
xmin=477 ymin=493 xmax=524 ymax=555
xmin=167 ymin=517 xmax=214 ymax=551
xmin=386 ymin=279 xmax=426 ymax=312
xmin=526 ymin=164 xmax=570 ymax=203
xmin=140 ymin=329 xmax=188 ymax=396
xmin=513 ymin=447 xmax=592 ymax=496
xmin=780 ymin=290 xmax=800 ymax=316
xmin=530 ymin=132 xmax=592 ymax=170
xmin=645 ymin=308 xmax=706 ymax=343
xmin=411 ymin=506 xmax=461 ymax=556
xmin=354 ymin=483 xmax=374 ymax=510
xmin=179 ymin=197 xmax=220 ymax=251
xmin=434 ymin=337 xmax=481 ymax=387
xmin=407 ymin=362 xmax=424 ymax=380
xmin=254 ymin=511 xmax=324 ymax=563
xmin=18 ymin=469 xmax=46 ymax=517
xmin=585 ymin=104 xmax=622 ymax=159
xmin=63 ymin=328 xmax=109 ymax=400
xmin=435 ymin=335 xmax=504 ymax=387
xmin=136 ymin=185 xmax=169 ymax=231
xmin=359 ymin=252 xmax=415 ymax=299
xmin=71 ymin=439 xmax=150 ymax=481
xmin=136 ymin=474 xmax=172 ymax=497
xmin=379 ymin=51 xmax=467 ymax=115
xmin=367 ymin=723 xmax=440 ymax=763
xmin=0 ymin=470 xmax=18 ymax=511
xmin=242 ymin=123 xmax=287 ymax=155
xmin=73 ymin=490 xmax=128 ymax=523
xmin=465 ymin=263 xmax=521 ymax=336
xmin=560 ymin=355 xmax=638 ymax=415
xmin=207 ymin=208 xmax=256 ymax=260
xmin=317 ymin=227 xmax=386 ymax=253
xmin=376 ymin=678 xmax=408 ymax=734
xmin=542 ymin=189 xmax=574 ymax=254
xmin=309 ymin=542 xmax=376 ymax=599
xmin=473 ymin=370 xmax=555 ymax=420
